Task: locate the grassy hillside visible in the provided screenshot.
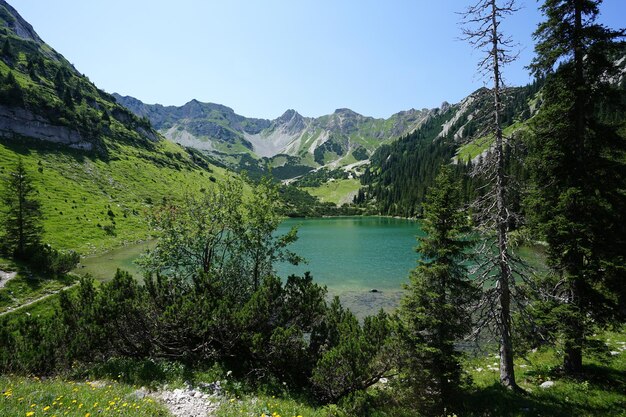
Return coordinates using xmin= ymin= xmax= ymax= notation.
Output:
xmin=0 ymin=4 xmax=233 ymax=255
xmin=302 ymin=178 xmax=361 ymax=206
xmin=0 ymin=138 xmax=229 ymax=254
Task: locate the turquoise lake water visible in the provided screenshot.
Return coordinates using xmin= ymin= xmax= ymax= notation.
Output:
xmin=275 ymin=216 xmax=422 ymax=291
xmin=77 ymin=216 xmax=424 ymax=316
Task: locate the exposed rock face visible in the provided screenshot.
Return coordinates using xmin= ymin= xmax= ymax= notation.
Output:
xmin=0 ymin=0 xmax=44 ymax=44
xmin=0 ymin=105 xmax=92 ymax=150
xmin=0 ymin=0 xmax=65 ymax=62
xmin=115 ymin=94 xmax=436 ymax=170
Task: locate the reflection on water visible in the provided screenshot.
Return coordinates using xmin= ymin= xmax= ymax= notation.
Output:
xmin=76 ymin=217 xmax=421 ymax=317
xmin=75 ymin=217 xmax=544 ymax=319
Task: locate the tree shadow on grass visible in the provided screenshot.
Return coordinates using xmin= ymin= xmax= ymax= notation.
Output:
xmin=0 ymin=259 xmax=75 ymax=310
xmin=460 ymin=381 xmax=622 ymax=417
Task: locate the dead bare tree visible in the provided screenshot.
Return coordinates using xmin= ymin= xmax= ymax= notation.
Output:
xmin=460 ymin=0 xmax=522 ymax=390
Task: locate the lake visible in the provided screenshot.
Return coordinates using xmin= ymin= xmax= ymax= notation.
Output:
xmin=77 ymin=216 xmax=423 ymax=317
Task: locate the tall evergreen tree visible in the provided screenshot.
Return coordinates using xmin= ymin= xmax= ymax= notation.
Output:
xmin=461 ymin=0 xmax=522 ymax=389
xmin=528 ymin=0 xmax=626 ymax=374
xmin=398 ymin=166 xmax=477 ymax=415
xmin=1 ymin=159 xmax=44 ymax=258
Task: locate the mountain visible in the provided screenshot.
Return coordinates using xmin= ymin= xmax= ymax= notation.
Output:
xmin=357 ymin=82 xmax=543 ymax=217
xmin=114 ymin=94 xmax=436 ymax=178
xmin=0 ymin=0 xmax=225 ymax=253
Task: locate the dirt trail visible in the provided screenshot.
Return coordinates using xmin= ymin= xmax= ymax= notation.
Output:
xmin=0 ymin=270 xmax=17 ymax=288
xmin=0 ymin=282 xmax=78 ymax=317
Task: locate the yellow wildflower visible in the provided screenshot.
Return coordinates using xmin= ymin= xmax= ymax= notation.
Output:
xmin=26 ymin=412 xmax=35 ymax=417
xmin=43 ymin=406 xmax=50 ymax=411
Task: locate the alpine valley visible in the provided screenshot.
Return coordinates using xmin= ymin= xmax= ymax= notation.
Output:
xmin=1 ymin=1 xmax=626 ymax=417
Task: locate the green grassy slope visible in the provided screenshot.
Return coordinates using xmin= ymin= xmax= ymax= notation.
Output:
xmin=0 ymin=3 xmax=232 ymax=255
xmin=302 ymin=178 xmax=361 ymax=205
xmin=0 ymin=138 xmax=229 ymax=254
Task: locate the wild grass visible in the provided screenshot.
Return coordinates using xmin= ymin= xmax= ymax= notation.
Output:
xmin=0 ymin=376 xmax=169 ymax=417
xmin=0 ymin=257 xmax=76 ymax=313
xmin=0 ymin=138 xmax=230 ymax=255
xmin=301 ymin=179 xmax=361 ymax=205
xmin=216 ymin=394 xmax=324 ymax=417
xmin=461 ymin=328 xmax=626 ymax=416
xmin=455 ymin=122 xmax=525 ymax=162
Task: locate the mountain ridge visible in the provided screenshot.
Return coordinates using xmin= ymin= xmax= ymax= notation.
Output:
xmin=113 ymin=93 xmax=439 ymax=176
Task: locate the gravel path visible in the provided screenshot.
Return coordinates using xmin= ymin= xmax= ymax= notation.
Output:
xmin=153 ymin=384 xmax=223 ymax=417
xmin=0 ymin=270 xmax=17 ymax=288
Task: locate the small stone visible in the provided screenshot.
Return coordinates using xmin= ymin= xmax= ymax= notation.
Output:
xmin=610 ymin=351 xmax=620 ymax=356
xmin=132 ymin=387 xmax=149 ymax=399
xmin=540 ymin=381 xmax=555 ymax=389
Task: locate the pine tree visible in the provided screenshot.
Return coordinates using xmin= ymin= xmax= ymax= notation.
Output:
xmin=398 ymin=166 xmax=477 ymax=414
xmin=461 ymin=0 xmax=522 ymax=389
xmin=1 ymin=159 xmax=43 ymax=258
xmin=527 ymin=0 xmax=626 ymax=374
xmin=1 ymin=39 xmax=13 ymax=59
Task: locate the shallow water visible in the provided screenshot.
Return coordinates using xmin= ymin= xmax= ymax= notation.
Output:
xmin=77 ymin=217 xmax=423 ymax=316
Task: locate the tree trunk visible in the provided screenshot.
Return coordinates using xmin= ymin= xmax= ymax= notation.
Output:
xmin=490 ymin=0 xmax=517 ymax=390
xmin=562 ymin=0 xmax=585 ymax=376
xmin=564 ymin=277 xmax=584 ymax=373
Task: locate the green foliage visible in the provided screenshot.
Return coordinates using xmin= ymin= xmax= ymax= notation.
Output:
xmin=0 ymin=178 xmax=393 ymax=404
xmin=462 ymin=329 xmax=626 ymax=416
xmin=1 ymin=158 xmax=43 ymax=258
xmin=351 ymin=146 xmax=369 ymax=161
xmin=295 ymin=168 xmax=351 ymax=188
xmin=359 ymin=83 xmax=540 ymax=217
xmin=526 ymin=0 xmax=626 ymax=373
xmin=28 ymin=243 xmax=80 ymax=275
xmin=0 ymin=257 xmax=76 ymax=313
xmin=396 ymin=166 xmax=477 ymax=415
xmin=278 ymin=184 xmax=362 ymax=217
xmin=138 ymin=176 xmax=301 ymax=296
xmin=310 ymin=298 xmax=394 ymax=403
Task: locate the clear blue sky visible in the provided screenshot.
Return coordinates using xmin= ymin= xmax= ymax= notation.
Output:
xmin=13 ymin=0 xmax=625 ymax=119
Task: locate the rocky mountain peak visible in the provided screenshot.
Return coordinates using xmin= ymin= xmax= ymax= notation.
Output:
xmin=0 ymin=0 xmax=43 ymax=44
xmin=274 ymin=109 xmax=305 ymax=134
xmin=333 ymin=108 xmax=362 ymax=118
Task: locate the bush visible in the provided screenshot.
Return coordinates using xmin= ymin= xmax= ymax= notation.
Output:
xmin=311 ymin=301 xmax=394 ymax=403
xmin=28 ymin=243 xmax=80 ymax=275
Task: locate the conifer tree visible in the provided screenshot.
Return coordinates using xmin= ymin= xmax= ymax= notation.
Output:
xmin=461 ymin=0 xmax=522 ymax=389
xmin=1 ymin=159 xmax=43 ymax=258
xmin=527 ymin=0 xmax=626 ymax=374
xmin=1 ymin=39 xmax=13 ymax=59
xmin=398 ymin=166 xmax=477 ymax=414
